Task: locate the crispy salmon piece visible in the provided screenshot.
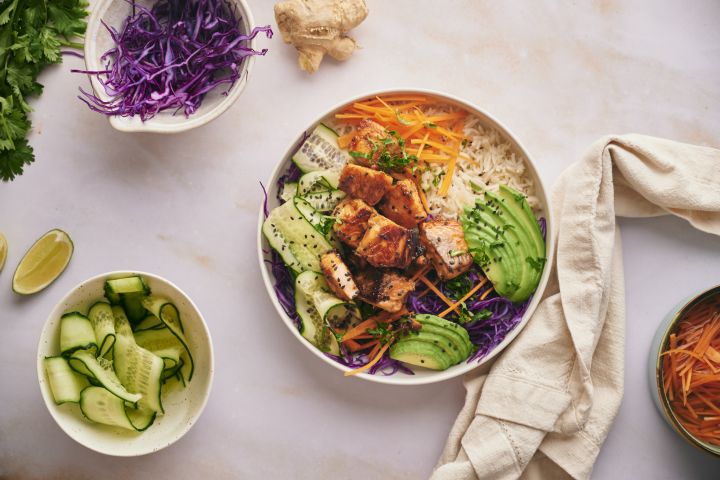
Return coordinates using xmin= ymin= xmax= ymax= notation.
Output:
xmin=338 ymin=163 xmax=393 ymax=206
xmin=355 ymin=269 xmax=416 ymax=313
xmin=348 ymin=119 xmax=401 ymax=166
xmin=355 ymin=215 xmax=419 ymax=269
xmin=320 ymin=251 xmax=359 ymax=301
xmin=419 ymin=218 xmax=474 ymax=281
xmin=332 ymin=198 xmax=377 ymax=249
xmin=378 ymin=179 xmax=428 ymax=228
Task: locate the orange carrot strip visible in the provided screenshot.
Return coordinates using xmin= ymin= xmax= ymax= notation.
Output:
xmin=418 ymin=275 xmax=456 ymax=310
xmin=344 ymin=342 xmax=391 ymax=377
xmin=410 ymin=138 xmax=457 ymax=155
xmin=438 ymin=277 xmax=490 ymax=318
xmin=338 ymin=132 xmax=354 ymax=149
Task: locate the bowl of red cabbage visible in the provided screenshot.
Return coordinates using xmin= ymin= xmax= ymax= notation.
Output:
xmin=80 ymin=0 xmax=272 ymax=133
xmin=257 ymin=89 xmax=554 ymax=385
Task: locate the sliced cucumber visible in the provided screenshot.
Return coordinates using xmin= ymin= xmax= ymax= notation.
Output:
xmin=112 ymin=306 xmax=164 ymax=413
xmin=44 ymin=356 xmax=89 ymax=404
xmin=122 ymin=293 xmax=147 ymax=323
xmin=294 ymin=282 xmax=340 ymax=355
xmin=302 ymin=189 xmax=346 ymax=212
xmin=142 ymin=296 xmax=195 ymax=382
xmin=292 ymin=124 xmax=350 ymax=173
xmin=87 ymin=302 xmax=116 ymax=358
xmin=296 ymin=271 xmax=361 ymax=331
xmin=68 ymin=349 xmax=141 ymax=405
xmin=293 ymin=197 xmax=339 ymax=248
xmin=279 ymin=182 xmax=298 ymax=203
xmin=297 ymin=170 xmax=341 ymax=196
xmin=79 ymin=386 xmax=156 ymax=431
xmin=134 ymin=327 xmax=183 ymax=351
xmin=262 ymin=199 xmax=334 ymax=273
xmin=105 ymin=276 xmax=150 ymax=296
xmin=133 ymin=315 xmax=165 ymax=332
xmin=60 ymin=312 xmax=97 ymax=356
xmin=133 ymin=327 xmax=184 ymax=374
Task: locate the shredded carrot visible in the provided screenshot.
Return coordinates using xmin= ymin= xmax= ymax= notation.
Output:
xmin=418 ymin=275 xmax=456 ymax=311
xmin=661 ymin=294 xmax=720 ymax=446
xmin=480 ymin=285 xmax=495 ymax=300
xmin=341 ymin=309 xmax=408 ymax=343
xmin=337 ymin=132 xmax=354 ymax=149
xmin=438 ymin=277 xmax=489 ymax=318
xmin=410 ymin=265 xmax=432 ymax=283
xmin=344 ymin=342 xmax=391 ymax=377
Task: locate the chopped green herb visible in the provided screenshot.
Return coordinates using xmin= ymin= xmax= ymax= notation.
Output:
xmin=472 ymin=309 xmax=493 ymax=322
xmin=0 ymin=0 xmax=88 ymax=181
xmin=526 ymin=256 xmax=546 ymax=272
xmin=449 ymin=249 xmax=467 ymax=257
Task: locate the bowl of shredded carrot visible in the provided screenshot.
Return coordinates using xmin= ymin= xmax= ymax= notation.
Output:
xmin=652 ymin=285 xmax=720 ymax=456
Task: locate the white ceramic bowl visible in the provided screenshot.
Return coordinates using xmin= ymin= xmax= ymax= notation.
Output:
xmin=84 ymin=0 xmax=258 ymax=133
xmin=37 ymin=271 xmax=214 ymax=456
xmin=257 ymin=89 xmax=554 ymax=385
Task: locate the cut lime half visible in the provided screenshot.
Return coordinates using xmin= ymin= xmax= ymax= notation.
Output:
xmin=0 ymin=233 xmax=7 ymax=273
xmin=13 ymin=229 xmax=74 ymax=295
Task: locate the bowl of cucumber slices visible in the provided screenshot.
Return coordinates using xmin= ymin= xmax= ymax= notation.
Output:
xmin=37 ymin=271 xmax=213 ymax=456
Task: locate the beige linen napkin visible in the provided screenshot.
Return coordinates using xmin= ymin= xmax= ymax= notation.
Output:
xmin=432 ymin=135 xmax=720 ymax=480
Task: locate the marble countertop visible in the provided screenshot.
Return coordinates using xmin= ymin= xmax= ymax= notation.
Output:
xmin=1 ymin=0 xmax=719 ymax=478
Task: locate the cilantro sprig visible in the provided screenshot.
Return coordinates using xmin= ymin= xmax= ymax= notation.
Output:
xmin=0 ymin=0 xmax=88 ymax=181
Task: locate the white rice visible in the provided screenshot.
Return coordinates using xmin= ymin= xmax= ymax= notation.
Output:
xmin=327 ymin=103 xmax=538 ymax=219
xmin=420 ymin=113 xmax=538 ymax=219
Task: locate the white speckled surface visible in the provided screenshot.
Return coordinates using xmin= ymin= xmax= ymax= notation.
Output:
xmin=0 ymin=0 xmax=718 ymax=478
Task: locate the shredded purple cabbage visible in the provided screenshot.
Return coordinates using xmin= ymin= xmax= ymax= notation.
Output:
xmin=76 ymin=0 xmax=272 ymax=120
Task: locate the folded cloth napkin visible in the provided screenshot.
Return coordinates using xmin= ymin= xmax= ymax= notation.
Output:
xmin=431 ymin=135 xmax=720 ymax=480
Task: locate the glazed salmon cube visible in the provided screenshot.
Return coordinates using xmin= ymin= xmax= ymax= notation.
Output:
xmin=378 ymin=179 xmax=427 ymax=228
xmin=355 ymin=269 xmax=415 ymax=313
xmin=348 ymin=119 xmax=401 ymax=166
xmin=332 ymin=198 xmax=377 ymax=249
xmin=419 ymin=218 xmax=474 ymax=281
xmin=338 ymin=163 xmax=393 ymax=206
xmin=320 ymin=251 xmax=359 ymax=301
xmin=356 ymin=215 xmax=418 ymax=269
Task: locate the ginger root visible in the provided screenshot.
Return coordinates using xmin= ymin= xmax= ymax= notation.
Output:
xmin=274 ymin=0 xmax=368 ymax=73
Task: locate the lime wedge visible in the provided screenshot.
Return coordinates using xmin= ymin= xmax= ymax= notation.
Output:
xmin=0 ymin=233 xmax=7 ymax=273
xmin=12 ymin=229 xmax=74 ymax=295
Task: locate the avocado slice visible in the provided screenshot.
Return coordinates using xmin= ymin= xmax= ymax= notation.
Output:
xmin=390 ymin=340 xmax=451 ymax=371
xmin=461 ymin=185 xmax=546 ymax=303
xmin=485 ymin=192 xmax=539 ymax=302
xmin=415 ymin=314 xmax=474 ymax=358
xmin=462 ymin=203 xmax=522 ymax=298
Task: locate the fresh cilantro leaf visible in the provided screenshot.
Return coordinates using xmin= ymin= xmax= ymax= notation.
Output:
xmin=0 ymin=0 xmax=88 ymax=181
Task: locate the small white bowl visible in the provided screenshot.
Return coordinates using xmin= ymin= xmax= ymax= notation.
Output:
xmin=83 ymin=0 xmax=258 ymax=133
xmin=37 ymin=271 xmax=214 ymax=456
xmin=257 ymin=89 xmax=554 ymax=386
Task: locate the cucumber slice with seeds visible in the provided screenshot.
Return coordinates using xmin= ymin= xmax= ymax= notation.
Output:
xmin=142 ymin=296 xmax=195 ymax=381
xmin=87 ymin=302 xmax=116 ymax=358
xmin=112 ymin=307 xmax=164 ymax=413
xmin=79 ymin=386 xmax=156 ymax=431
xmin=292 ymin=124 xmax=350 ymax=173
xmin=262 ymin=199 xmax=334 ymax=273
xmin=60 ymin=312 xmax=97 ymax=356
xmin=302 ymin=189 xmax=346 ymax=212
xmin=68 ymin=349 xmax=141 ymax=405
xmin=297 ymin=170 xmax=341 ymax=196
xmin=44 ymin=356 xmax=89 ymax=404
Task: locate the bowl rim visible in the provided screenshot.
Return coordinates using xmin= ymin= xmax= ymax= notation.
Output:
xmin=256 ymin=87 xmax=555 ymax=386
xmin=83 ymin=0 xmax=257 ymax=134
xmin=36 ymin=270 xmax=215 ymax=456
xmin=654 ymin=283 xmax=720 ymax=457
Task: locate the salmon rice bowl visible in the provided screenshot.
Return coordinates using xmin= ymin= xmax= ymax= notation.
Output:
xmin=260 ymin=91 xmax=550 ymax=379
